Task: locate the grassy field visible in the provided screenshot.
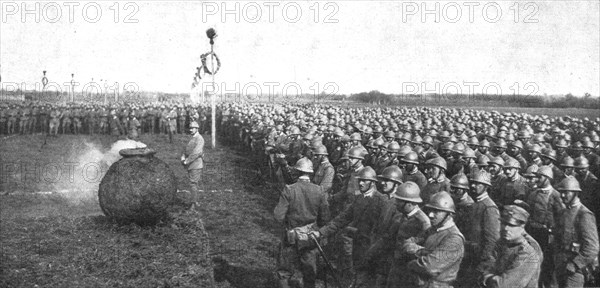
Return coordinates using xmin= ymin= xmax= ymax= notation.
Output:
xmin=0 ymin=133 xmax=282 ymax=288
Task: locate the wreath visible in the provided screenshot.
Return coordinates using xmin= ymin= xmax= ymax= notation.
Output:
xmin=200 ymin=52 xmax=221 ymax=75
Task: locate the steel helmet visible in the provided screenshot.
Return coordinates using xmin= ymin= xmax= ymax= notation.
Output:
xmin=384 ymin=130 xmax=396 ymax=138
xmin=518 ymin=130 xmax=531 ymax=139
xmin=294 ymin=158 xmax=314 ymax=173
xmin=523 ymin=164 xmax=539 ymax=177
xmin=468 ymin=137 xmax=480 ymax=146
xmin=363 ymin=126 xmax=373 ymax=134
xmin=541 ymin=148 xmax=557 ymax=161
xmin=348 ymin=146 xmax=366 ymax=160
xmin=374 ymin=138 xmax=385 ymax=148
xmin=312 ymin=145 xmax=328 ymax=156
xmin=426 ymin=157 xmax=447 ymax=170
xmin=480 ymin=139 xmax=491 ymax=148
xmin=425 ymin=191 xmax=455 ymax=213
xmin=571 ymin=141 xmax=583 ymax=151
xmin=476 ymin=155 xmax=490 ymax=167
xmin=488 ymin=156 xmax=505 ymax=167
xmin=504 ymin=158 xmax=521 ymax=169
xmin=402 ymin=151 xmax=420 ymax=165
xmin=289 ymin=126 xmax=301 ymax=135
xmin=452 ymin=143 xmax=466 ymax=154
xmin=422 ymin=136 xmax=434 ymax=146
xmin=450 ymin=174 xmax=470 ymax=190
xmin=560 ymin=156 xmax=575 ymax=168
xmin=536 ymin=165 xmax=554 ymax=179
xmin=378 ymin=165 xmax=403 ymax=184
xmin=412 ymin=135 xmax=423 ymax=145
xmin=556 ymin=176 xmax=582 ymax=192
xmin=391 ymin=181 xmax=422 ymax=203
xmin=527 ymin=144 xmax=542 ymax=154
xmin=387 ymin=142 xmax=401 ymax=153
xmin=494 ymin=139 xmax=508 ymax=149
xmin=356 ymin=166 xmax=378 ymax=182
xmin=505 ymin=133 xmax=516 ymax=143
xmin=442 ymin=142 xmax=454 ymax=151
xmin=340 ymin=135 xmax=351 ymax=143
xmin=366 ymin=139 xmax=376 ymax=149
xmin=398 ymin=145 xmax=413 ymax=158
xmin=333 ymin=128 xmax=345 ymax=137
xmin=533 ymin=134 xmax=545 ymax=143
xmin=350 ymin=132 xmax=362 ymax=141
xmin=510 ymin=140 xmax=524 ymax=150
xmin=189 ymin=121 xmax=200 ymax=129
xmin=469 ymin=170 xmax=492 ymax=186
xmin=574 ymin=156 xmax=589 ymax=169
xmin=462 ymin=148 xmax=476 ymax=159
xmin=555 ymin=139 xmax=568 ymax=148
xmin=582 ymin=140 xmax=594 ymax=149
xmin=303 ymin=133 xmax=314 ymax=141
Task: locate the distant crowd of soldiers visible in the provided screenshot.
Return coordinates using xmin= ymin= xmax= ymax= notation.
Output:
xmin=0 ymin=102 xmax=214 ymax=140
xmin=220 ymin=103 xmax=600 ymax=288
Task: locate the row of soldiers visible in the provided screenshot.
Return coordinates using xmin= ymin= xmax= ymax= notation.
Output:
xmin=0 ymin=102 xmax=214 ymax=136
xmin=220 ymin=103 xmax=600 ymax=288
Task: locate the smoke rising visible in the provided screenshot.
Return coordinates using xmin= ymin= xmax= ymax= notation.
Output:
xmin=51 ymin=139 xmax=147 ymax=205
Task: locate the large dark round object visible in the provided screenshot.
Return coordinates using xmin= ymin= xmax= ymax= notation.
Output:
xmin=98 ymin=148 xmax=177 ymax=225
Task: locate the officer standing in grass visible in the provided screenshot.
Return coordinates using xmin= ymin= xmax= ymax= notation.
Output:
xmin=181 ymin=121 xmax=205 ymax=208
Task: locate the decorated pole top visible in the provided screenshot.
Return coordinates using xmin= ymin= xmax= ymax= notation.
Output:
xmin=42 ymin=70 xmax=48 ymax=88
xmin=206 ymin=28 xmax=217 ymax=45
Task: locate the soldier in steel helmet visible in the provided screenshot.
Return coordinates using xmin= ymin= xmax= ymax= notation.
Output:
xmin=310 ymin=166 xmax=386 ymax=287
xmin=525 ymin=165 xmax=564 ymax=288
xmin=311 ymin=145 xmax=334 ymax=195
xmin=385 ymin=181 xmax=432 ymax=287
xmin=454 ymin=170 xmax=500 ymax=287
xmin=361 ymin=165 xmax=404 ymax=287
xmin=403 ymin=191 xmax=465 ymax=287
xmin=181 ymin=121 xmax=205 ymax=209
xmin=448 ymin=173 xmax=474 ymax=233
xmin=495 ymin=158 xmax=528 ymax=208
xmin=480 ymin=200 xmax=543 ymax=288
xmin=373 ymin=142 xmax=400 ymax=175
xmin=573 ymin=156 xmax=599 ymax=226
xmin=274 ymin=158 xmax=330 ymax=288
xmin=553 ymin=176 xmax=599 ymax=288
xmin=401 ymin=151 xmax=428 ymax=190
xmin=421 ymin=157 xmax=451 ymax=203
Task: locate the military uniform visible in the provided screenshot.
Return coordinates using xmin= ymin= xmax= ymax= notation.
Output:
xmin=386 ymin=208 xmax=432 ymax=287
xmin=459 ymin=193 xmax=500 ymax=286
xmin=318 ymin=186 xmax=386 ymax=283
xmin=274 ymin=178 xmax=330 ymax=288
xmin=403 ymin=167 xmax=428 ymax=190
xmin=421 ymin=176 xmax=451 ymax=204
xmin=481 ymin=233 xmax=542 ymax=288
xmin=495 ymin=174 xmax=528 ymax=208
xmin=312 ymin=158 xmax=334 ymax=195
xmin=525 ymin=185 xmax=564 ymax=288
xmin=405 ymin=221 xmax=465 ymax=288
xmin=553 ymin=199 xmax=599 ymax=288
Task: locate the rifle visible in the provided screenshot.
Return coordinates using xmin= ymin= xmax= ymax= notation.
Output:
xmin=310 ymin=234 xmax=343 ymax=288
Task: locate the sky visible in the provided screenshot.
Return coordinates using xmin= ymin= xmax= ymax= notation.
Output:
xmin=1 ymin=1 xmax=599 ymax=97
